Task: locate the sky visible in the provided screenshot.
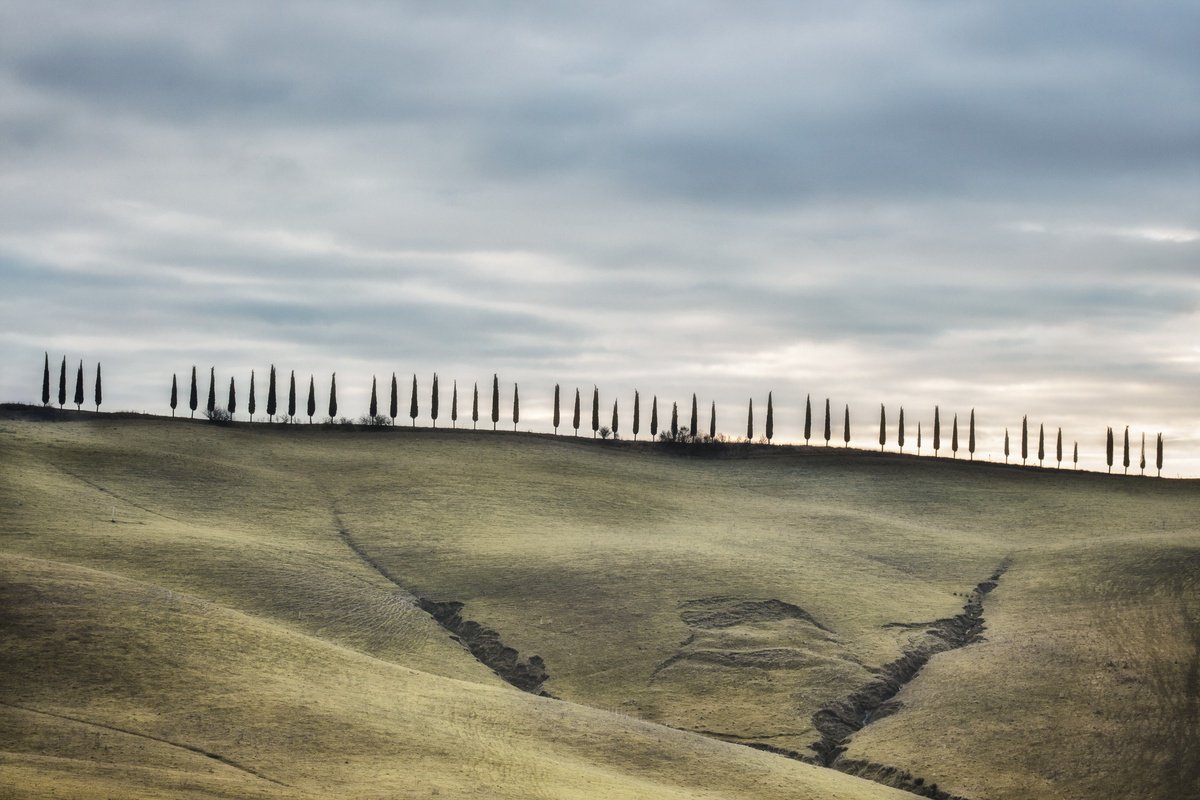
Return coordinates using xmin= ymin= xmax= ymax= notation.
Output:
xmin=1 ymin=1 xmax=1197 ymax=474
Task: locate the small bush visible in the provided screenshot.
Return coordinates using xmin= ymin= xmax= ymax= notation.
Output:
xmin=358 ymin=413 xmax=390 ymax=427
xmin=205 ymin=408 xmax=232 ymax=425
xmin=598 ymin=426 xmax=611 ymax=440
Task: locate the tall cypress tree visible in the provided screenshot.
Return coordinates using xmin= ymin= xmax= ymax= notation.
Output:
xmin=72 ymin=361 xmax=84 ymax=410
xmin=1021 ymin=415 xmax=1028 ymax=464
xmin=412 ymin=375 xmax=420 ymax=427
xmin=369 ymin=376 xmax=379 ymax=418
xmin=1056 ymin=427 xmax=1063 ymax=468
xmin=472 ymin=382 xmax=480 ymax=429
xmin=189 ymin=365 xmax=198 ymax=418
xmin=93 ymin=363 xmax=102 ymax=412
xmin=650 ymin=395 xmax=658 ymax=438
xmin=572 ymin=387 xmax=580 ymax=436
xmin=709 ymin=400 xmax=716 ymax=440
xmin=591 ymin=386 xmax=600 ymax=437
xmin=1004 ymin=428 xmax=1009 ymax=463
xmin=248 ymin=370 xmax=256 ymax=421
xmin=58 ymin=357 xmax=67 ymax=408
xmin=690 ymin=394 xmax=698 ymax=442
xmin=804 ymin=394 xmax=812 ymax=445
xmin=1074 ymin=441 xmax=1079 ymax=470
xmin=1140 ymin=432 xmax=1146 ymax=475
xmin=553 ymin=384 xmax=561 ymax=434
xmin=1106 ymin=426 xmax=1114 ymax=473
xmin=968 ymin=409 xmax=976 ymax=460
xmin=898 ymin=407 xmax=905 ymax=452
xmin=765 ymin=392 xmax=774 ymax=443
xmin=205 ymin=366 xmax=216 ymax=416
xmin=611 ymin=398 xmax=618 ymax=437
xmin=389 ymin=373 xmax=398 ymax=425
xmin=1123 ymin=426 xmax=1130 ymax=474
xmin=843 ymin=404 xmax=850 ymax=447
xmin=42 ymin=353 xmax=50 ymax=406
xmin=670 ymin=401 xmax=679 ymax=440
xmin=227 ymin=376 xmax=236 ymax=417
xmin=512 ymin=383 xmax=520 ymax=431
xmin=746 ymin=399 xmax=753 ymax=441
xmin=951 ymin=413 xmax=958 ymax=458
xmin=1156 ymin=433 xmax=1163 ymax=477
xmin=917 ymin=421 xmax=922 ymax=455
xmin=823 ymin=398 xmax=831 ymax=445
xmin=1038 ymin=423 xmax=1045 ymax=466
xmin=633 ymin=391 xmax=640 ymax=440
xmin=879 ymin=404 xmax=886 ymax=451
xmin=491 ymin=374 xmax=500 ymax=430
xmin=288 ymin=371 xmax=297 ymax=421
xmin=451 ymin=381 xmax=459 ymax=428
xmin=170 ymin=374 xmax=178 ymax=416
xmin=328 ymin=373 xmax=338 ymax=420
xmin=431 ymin=374 xmax=440 ymax=428
xmin=307 ymin=375 xmax=315 ymax=423
xmin=267 ymin=365 xmax=277 ymax=421
xmin=933 ymin=406 xmax=941 ymax=455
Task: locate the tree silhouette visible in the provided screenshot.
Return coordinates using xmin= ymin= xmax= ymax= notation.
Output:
xmin=611 ymin=398 xmax=619 ymax=438
xmin=690 ymin=394 xmax=699 ymax=443
xmin=553 ymin=384 xmax=561 ymax=434
xmin=389 ymin=373 xmax=398 ymax=426
xmin=491 ymin=374 xmax=500 ymax=431
xmin=933 ymin=406 xmax=941 ymax=455
xmin=843 ymin=404 xmax=850 ymax=447
xmin=968 ymin=409 xmax=976 ymax=460
xmin=58 ymin=357 xmax=67 ymax=408
xmin=1123 ymin=426 xmax=1130 ymax=474
xmin=205 ymin=367 xmax=216 ymax=416
xmin=288 ymin=371 xmax=297 ymax=421
xmin=170 ymin=374 xmax=178 ymax=417
xmin=879 ymin=404 xmax=886 ymax=451
xmin=1021 ymin=416 xmax=1028 ymax=465
xmin=1156 ymin=433 xmax=1163 ymax=477
xmin=898 ymin=407 xmax=905 ymax=452
xmin=591 ymin=386 xmax=600 ymax=438
xmin=248 ymin=371 xmax=256 ymax=421
xmin=766 ymin=392 xmax=774 ymax=443
xmin=73 ymin=360 xmax=84 ymax=410
xmin=472 ymin=382 xmax=480 ymax=430
xmin=227 ymin=376 xmax=236 ymax=417
xmin=1139 ymin=432 xmax=1146 ymax=476
xmin=267 ymin=366 xmax=277 ymax=421
xmin=746 ymin=398 xmax=753 ymax=441
xmin=451 ymin=381 xmax=459 ymax=428
xmin=671 ymin=401 xmax=679 ymax=440
xmin=650 ymin=395 xmax=658 ymax=438
xmin=93 ymin=363 xmax=102 ymax=412
xmin=432 ymin=374 xmax=440 ymax=428
xmin=41 ymin=353 xmax=50 ymax=406
xmin=369 ymin=376 xmax=379 ymax=418
xmin=917 ymin=421 xmax=922 ymax=455
xmin=306 ymin=375 xmax=315 ymax=423
xmin=1106 ymin=426 xmax=1114 ymax=473
xmin=412 ymin=374 xmax=420 ymax=427
xmin=710 ymin=400 xmax=716 ymax=440
xmin=512 ymin=383 xmax=520 ymax=431
xmin=1037 ymin=423 xmax=1045 ymax=466
xmin=951 ymin=413 xmax=958 ymax=458
xmin=328 ymin=373 xmax=338 ymax=420
xmin=823 ymin=398 xmax=831 ymax=445
xmin=1004 ymin=428 xmax=1009 ymax=463
xmin=804 ymin=394 xmax=812 ymax=445
xmin=1074 ymin=441 xmax=1079 ymax=470
xmin=633 ymin=391 xmax=640 ymax=441
xmin=1056 ymin=427 xmax=1063 ymax=468
xmin=571 ymin=387 xmax=580 ymax=436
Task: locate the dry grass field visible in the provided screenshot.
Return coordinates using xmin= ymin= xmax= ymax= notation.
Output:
xmin=1 ymin=409 xmax=1197 ymax=799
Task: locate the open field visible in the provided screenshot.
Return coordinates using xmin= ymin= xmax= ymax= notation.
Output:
xmin=2 ymin=409 xmax=1198 ymax=798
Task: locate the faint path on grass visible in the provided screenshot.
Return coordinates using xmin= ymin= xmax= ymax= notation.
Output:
xmin=58 ymin=466 xmax=184 ymax=524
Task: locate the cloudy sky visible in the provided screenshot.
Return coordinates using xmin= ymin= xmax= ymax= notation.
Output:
xmin=1 ymin=1 xmax=1197 ymax=473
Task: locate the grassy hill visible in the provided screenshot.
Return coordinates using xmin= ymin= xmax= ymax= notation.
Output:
xmin=1 ymin=410 xmax=1197 ymax=798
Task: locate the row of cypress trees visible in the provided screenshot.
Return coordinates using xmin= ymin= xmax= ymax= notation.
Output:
xmin=40 ymin=353 xmax=101 ymax=412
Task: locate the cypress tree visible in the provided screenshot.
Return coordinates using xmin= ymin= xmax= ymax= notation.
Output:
xmin=747 ymin=399 xmax=753 ymax=441
xmin=1156 ymin=433 xmax=1163 ymax=477
xmin=307 ymin=375 xmax=315 ymax=423
xmin=1056 ymin=427 xmax=1063 ymax=468
xmin=553 ymin=384 xmax=561 ymax=434
xmin=633 ymin=391 xmax=640 ymax=440
xmin=671 ymin=401 xmax=679 ymax=440
xmin=968 ymin=409 xmax=976 ymax=460
xmin=267 ymin=365 xmax=277 ymax=421
xmin=917 ymin=421 xmax=922 ymax=455
xmin=248 ymin=370 xmax=256 ymax=421
xmin=491 ymin=374 xmax=500 ymax=431
xmin=951 ymin=413 xmax=958 ymax=458
xmin=431 ymin=374 xmax=440 ymax=427
xmin=804 ymin=394 xmax=812 ymax=444
xmin=328 ymin=373 xmax=338 ymax=420
xmin=1140 ymin=432 xmax=1146 ymax=476
xmin=42 ymin=353 xmax=50 ymax=406
xmin=58 ymin=357 xmax=67 ymax=408
xmin=451 ymin=381 xmax=459 ymax=428
xmin=1123 ymin=426 xmax=1130 ymax=474
xmin=472 ymin=382 xmax=480 ymax=429
xmin=513 ymin=383 xmax=520 ymax=431
xmin=611 ymin=398 xmax=618 ymax=437
xmin=1004 ymin=428 xmax=1010 ymax=463
xmin=843 ymin=404 xmax=850 ymax=447
xmin=765 ymin=392 xmax=774 ymax=443
xmin=412 ymin=375 xmax=420 ymax=427
xmin=933 ymin=406 xmax=941 ymax=455
xmin=1038 ymin=423 xmax=1045 ymax=466
xmin=879 ymin=404 xmax=886 ymax=451
xmin=572 ymin=387 xmax=580 ymax=435
xmin=73 ymin=361 xmax=84 ymax=410
xmin=369 ymin=376 xmax=378 ymax=418
xmin=1074 ymin=441 xmax=1079 ymax=470
xmin=389 ymin=373 xmax=398 ymax=425
xmin=591 ymin=386 xmax=600 ymax=437
xmin=227 ymin=376 xmax=236 ymax=417
xmin=1021 ymin=415 xmax=1028 ymax=465
xmin=170 ymin=374 xmax=178 ymax=417
xmin=188 ymin=366 xmax=198 ymax=417
xmin=898 ymin=407 xmax=905 ymax=452
xmin=823 ymin=398 xmax=831 ymax=445
xmin=690 ymin=394 xmax=698 ymax=442
xmin=288 ymin=371 xmax=297 ymax=420
xmin=1106 ymin=426 xmax=1114 ymax=473
xmin=205 ymin=366 xmax=216 ymax=416
xmin=650 ymin=395 xmax=658 ymax=438
xmin=709 ymin=400 xmax=716 ymax=440
xmin=93 ymin=363 xmax=102 ymax=412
